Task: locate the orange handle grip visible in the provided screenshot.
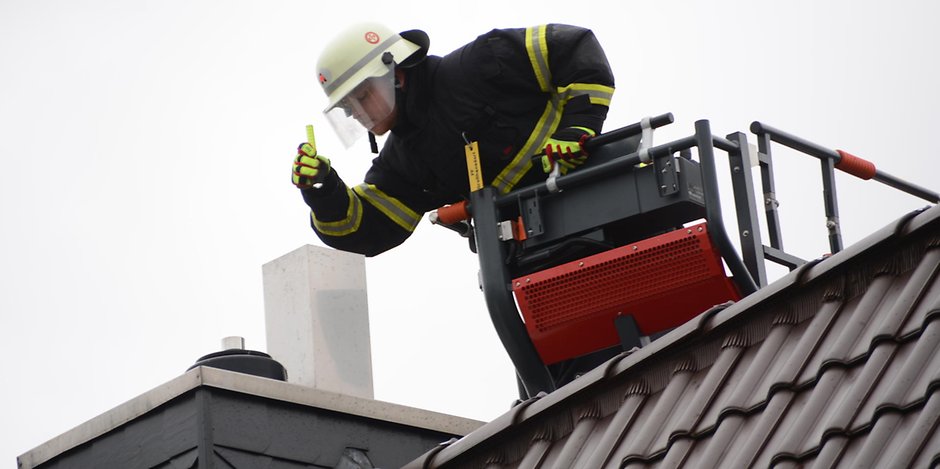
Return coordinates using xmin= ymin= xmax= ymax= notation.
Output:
xmin=436 ymin=201 xmax=470 ymax=224
xmin=835 ymin=150 xmax=877 ymax=180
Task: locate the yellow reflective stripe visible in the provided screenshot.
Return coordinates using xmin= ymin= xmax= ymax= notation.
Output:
xmin=312 ymin=187 xmax=363 ymax=236
xmin=494 ymin=25 xmax=552 ymax=193
xmin=558 ymin=83 xmax=615 ymax=107
xmin=525 ymin=25 xmax=551 ymax=93
xmin=353 ymin=184 xmax=421 ymax=232
xmin=493 ymin=96 xmax=564 ymax=193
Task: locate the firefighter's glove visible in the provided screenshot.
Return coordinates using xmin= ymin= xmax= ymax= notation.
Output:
xmin=292 ymin=142 xmax=331 ymax=189
xmin=540 ymin=126 xmax=596 ymax=175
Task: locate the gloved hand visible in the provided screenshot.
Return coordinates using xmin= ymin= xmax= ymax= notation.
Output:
xmin=540 ymin=126 xmax=596 ymax=175
xmin=292 ymin=142 xmax=331 ymax=188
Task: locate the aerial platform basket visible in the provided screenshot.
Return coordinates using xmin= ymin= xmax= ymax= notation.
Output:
xmin=433 ymin=112 xmax=938 ymax=399
xmin=451 ymin=114 xmax=760 ymax=398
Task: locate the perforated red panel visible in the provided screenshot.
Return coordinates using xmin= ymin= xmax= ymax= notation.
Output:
xmin=513 ymin=222 xmax=741 ymax=364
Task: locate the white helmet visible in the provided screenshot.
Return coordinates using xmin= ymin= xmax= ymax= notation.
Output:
xmin=317 ymin=22 xmax=423 ymax=147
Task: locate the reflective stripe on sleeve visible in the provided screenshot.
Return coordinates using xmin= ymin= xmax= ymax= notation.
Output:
xmin=312 ymin=187 xmax=363 ymax=236
xmin=558 ymin=83 xmax=615 ymax=107
xmin=353 ymin=183 xmax=422 ymax=232
xmin=492 ymin=96 xmax=562 ymax=194
xmin=525 ymin=25 xmax=551 ymax=93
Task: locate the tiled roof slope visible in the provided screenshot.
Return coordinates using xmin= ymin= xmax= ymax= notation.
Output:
xmin=406 ymin=204 xmax=940 ymax=469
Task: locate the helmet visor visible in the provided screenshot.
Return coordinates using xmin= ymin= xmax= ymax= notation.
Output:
xmin=324 ymin=69 xmax=396 ymax=148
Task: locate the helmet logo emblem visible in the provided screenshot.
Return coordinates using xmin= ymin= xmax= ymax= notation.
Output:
xmin=364 ymin=31 xmax=380 ymax=44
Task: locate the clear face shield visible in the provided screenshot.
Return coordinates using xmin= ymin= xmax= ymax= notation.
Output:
xmin=324 ymin=66 xmax=397 ymax=148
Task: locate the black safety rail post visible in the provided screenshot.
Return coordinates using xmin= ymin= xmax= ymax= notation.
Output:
xmin=755 ymin=131 xmax=785 ymax=250
xmin=695 ymin=120 xmax=759 ymax=296
xmin=470 ymin=186 xmax=555 ymax=398
xmin=754 ymin=131 xmax=808 ymax=271
xmin=820 ymin=156 xmax=843 ymax=253
xmin=725 ymin=131 xmax=768 ymax=288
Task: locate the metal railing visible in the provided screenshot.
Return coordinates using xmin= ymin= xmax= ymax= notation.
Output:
xmin=443 ymin=114 xmax=939 ymax=397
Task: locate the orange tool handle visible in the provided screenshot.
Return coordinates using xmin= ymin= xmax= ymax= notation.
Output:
xmin=436 ymin=201 xmax=470 ymax=224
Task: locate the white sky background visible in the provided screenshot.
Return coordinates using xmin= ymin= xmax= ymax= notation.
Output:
xmin=2 ymin=0 xmax=939 ymax=462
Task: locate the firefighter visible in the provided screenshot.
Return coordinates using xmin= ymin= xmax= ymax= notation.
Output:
xmin=292 ymin=22 xmax=615 ymax=256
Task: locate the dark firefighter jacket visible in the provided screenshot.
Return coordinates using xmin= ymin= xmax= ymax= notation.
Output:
xmin=301 ymin=24 xmax=615 ymax=256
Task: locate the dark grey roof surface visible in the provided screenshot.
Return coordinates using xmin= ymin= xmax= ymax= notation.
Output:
xmin=406 ymin=204 xmax=940 ymax=469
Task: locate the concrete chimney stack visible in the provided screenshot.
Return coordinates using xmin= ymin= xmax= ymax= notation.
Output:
xmin=262 ymin=245 xmax=374 ymax=399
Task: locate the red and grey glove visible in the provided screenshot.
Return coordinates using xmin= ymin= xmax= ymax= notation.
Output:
xmin=540 ymin=126 xmax=596 ymax=175
xmin=292 ymin=142 xmax=331 ymax=189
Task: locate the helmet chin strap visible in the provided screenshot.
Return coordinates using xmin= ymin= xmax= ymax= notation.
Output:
xmin=367 ymin=66 xmax=407 ymax=155
xmin=368 ymin=132 xmax=379 ymax=154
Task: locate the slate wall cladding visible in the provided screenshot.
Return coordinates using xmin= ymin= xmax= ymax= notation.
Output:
xmin=21 ymin=369 xmax=482 ymax=469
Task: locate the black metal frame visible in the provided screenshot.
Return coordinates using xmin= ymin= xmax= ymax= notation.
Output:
xmin=750 ymin=121 xmax=940 ymax=257
xmin=462 ymin=114 xmax=938 ymax=398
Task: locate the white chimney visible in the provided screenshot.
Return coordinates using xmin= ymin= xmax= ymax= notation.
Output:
xmin=262 ymin=245 xmax=374 ymax=399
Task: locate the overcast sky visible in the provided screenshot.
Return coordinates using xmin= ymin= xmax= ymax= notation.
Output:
xmin=3 ymin=0 xmax=939 ymax=463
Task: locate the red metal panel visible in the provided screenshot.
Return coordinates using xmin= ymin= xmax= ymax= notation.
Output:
xmin=512 ymin=222 xmax=741 ymax=364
